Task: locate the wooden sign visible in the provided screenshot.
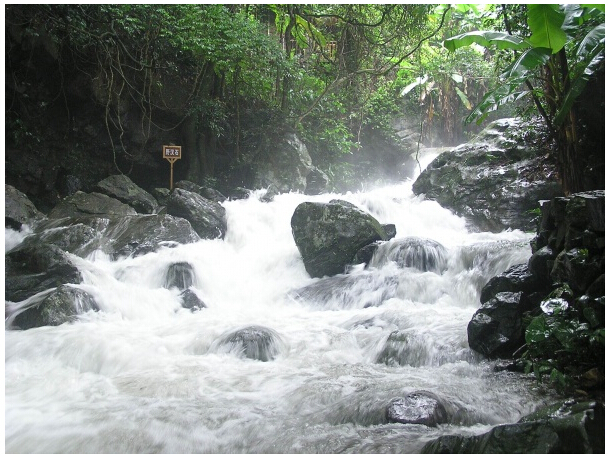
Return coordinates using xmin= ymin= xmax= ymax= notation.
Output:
xmin=163 ymin=145 xmax=181 ymax=159
xmin=163 ymin=145 xmax=181 ymax=190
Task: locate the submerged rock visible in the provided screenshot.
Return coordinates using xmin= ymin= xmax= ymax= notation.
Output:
xmin=370 ymin=237 xmax=448 ymax=274
xmin=291 ymin=200 xmax=389 ymax=278
xmin=386 ymin=391 xmax=450 ymax=427
xmin=10 ymin=285 xmax=99 ymax=330
xmin=163 ymin=262 xmax=195 ymax=290
xmin=179 ymin=288 xmax=207 ymax=311
xmin=211 ymin=325 xmax=285 ymax=361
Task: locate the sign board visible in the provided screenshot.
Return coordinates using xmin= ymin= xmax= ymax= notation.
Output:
xmin=163 ymin=145 xmax=182 ymax=159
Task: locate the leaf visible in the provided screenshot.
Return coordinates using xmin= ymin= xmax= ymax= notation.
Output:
xmin=400 ymin=75 xmax=428 ymax=97
xmin=501 ymin=48 xmax=551 ymax=80
xmin=444 ymin=31 xmax=529 ymax=53
xmin=577 ymin=23 xmax=605 ymax=59
xmin=454 ymin=87 xmax=472 ymax=110
xmin=527 ymin=4 xmax=568 ymax=53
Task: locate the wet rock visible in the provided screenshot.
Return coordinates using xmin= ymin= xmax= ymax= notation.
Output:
xmin=95 ymin=174 xmax=158 ymax=214
xmin=5 ymin=184 xmax=46 ymax=230
xmin=550 ymin=249 xmax=603 ymax=294
xmin=163 ymin=262 xmax=195 ymax=290
xmin=352 ymin=242 xmax=381 ymax=266
xmin=174 ymin=180 xmax=203 ymax=194
xmin=10 ymin=285 xmax=99 ymax=330
xmin=480 ymin=263 xmax=540 ymax=304
xmin=166 ymin=188 xmax=227 ymax=240
xmin=528 ymin=246 xmax=556 ymax=284
xmin=376 ymin=330 xmax=424 ymax=367
xmin=386 ymin=391 xmax=450 ymax=427
xmin=412 ymin=118 xmax=563 ymax=232
xmin=467 ymin=291 xmax=531 ymax=359
xmin=152 ymin=188 xmax=171 ymax=207
xmin=179 ymin=288 xmax=207 ymax=311
xmin=5 ymin=244 xmax=82 ymax=302
xmin=382 ymin=224 xmax=397 ymax=240
xmin=421 ymin=401 xmax=604 ymax=454
xmin=212 ymin=325 xmax=285 ymax=361
xmin=291 ymin=200 xmax=389 ymax=278
xmin=11 ymin=215 xmax=200 ymax=260
xmin=48 ymin=191 xmax=137 ymax=219
xmin=370 ymin=237 xmax=448 ymax=274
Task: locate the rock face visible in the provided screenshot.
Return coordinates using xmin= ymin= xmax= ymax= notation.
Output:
xmin=5 ymin=184 xmax=46 ymax=230
xmin=166 ymin=188 xmax=227 ymax=240
xmin=95 ymin=174 xmax=158 ymax=214
xmin=412 ymin=118 xmax=564 ymax=232
xmin=421 ymin=401 xmax=604 ymax=454
xmin=253 ymin=133 xmax=316 ymax=194
xmin=291 ymin=200 xmax=389 ymax=278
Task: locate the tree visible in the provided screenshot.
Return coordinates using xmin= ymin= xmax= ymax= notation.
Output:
xmin=443 ymin=4 xmax=605 ymax=194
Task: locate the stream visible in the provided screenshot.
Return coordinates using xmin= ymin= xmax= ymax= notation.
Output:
xmin=4 ymin=159 xmax=557 ymax=453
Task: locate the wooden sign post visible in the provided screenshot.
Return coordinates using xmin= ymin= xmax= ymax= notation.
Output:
xmin=163 ymin=145 xmax=181 ymax=190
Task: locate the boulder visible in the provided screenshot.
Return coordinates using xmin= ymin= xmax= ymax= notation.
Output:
xmin=10 ymin=285 xmax=99 ymax=330
xmin=291 ymin=200 xmax=389 ymax=278
xmin=412 ymin=118 xmax=564 ymax=232
xmin=166 ymin=188 xmax=227 ymax=240
xmin=467 ymin=291 xmax=532 ymax=359
xmin=386 ymin=391 xmax=450 ymax=427
xmin=48 ymin=191 xmax=137 ymax=219
xmin=5 ymin=244 xmax=82 ymax=302
xmin=95 ymin=174 xmax=158 ymax=214
xmin=5 ymin=184 xmax=46 ymax=230
xmin=421 ymin=401 xmax=604 ymax=454
xmin=479 ymin=263 xmax=541 ymax=304
xmin=211 ymin=325 xmax=285 ymax=361
xmin=550 ymin=249 xmax=604 ymax=294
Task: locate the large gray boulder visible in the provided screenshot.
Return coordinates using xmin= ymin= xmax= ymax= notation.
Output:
xmin=5 ymin=184 xmax=46 ymax=230
xmin=167 ymin=188 xmax=227 ymax=240
xmin=48 ymin=191 xmax=137 ymax=219
xmin=291 ymin=200 xmax=389 ymax=278
xmin=95 ymin=174 xmax=158 ymax=214
xmin=412 ymin=118 xmax=564 ymax=232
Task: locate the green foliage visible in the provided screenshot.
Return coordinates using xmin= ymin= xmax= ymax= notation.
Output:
xmin=520 ymin=286 xmax=605 ymax=394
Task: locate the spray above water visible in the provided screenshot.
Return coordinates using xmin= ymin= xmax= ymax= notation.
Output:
xmin=4 ymin=176 xmax=553 ymax=454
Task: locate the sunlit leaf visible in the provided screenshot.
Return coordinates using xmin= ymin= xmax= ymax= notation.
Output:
xmin=444 ymin=31 xmax=529 ymax=53
xmin=527 ymin=4 xmax=568 ymax=53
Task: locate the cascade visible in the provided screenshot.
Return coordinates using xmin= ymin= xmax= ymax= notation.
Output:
xmin=4 ymin=174 xmax=556 ymax=454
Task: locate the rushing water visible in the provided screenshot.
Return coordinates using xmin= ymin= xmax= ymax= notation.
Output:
xmin=4 ymin=166 xmax=557 ymax=454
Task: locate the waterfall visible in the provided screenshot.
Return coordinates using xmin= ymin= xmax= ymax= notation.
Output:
xmin=4 ymin=178 xmax=556 ymax=454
